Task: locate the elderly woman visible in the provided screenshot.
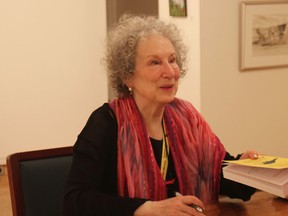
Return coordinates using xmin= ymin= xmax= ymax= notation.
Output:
xmin=64 ymin=14 xmax=257 ymax=216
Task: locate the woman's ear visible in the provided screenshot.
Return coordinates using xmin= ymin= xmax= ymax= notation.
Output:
xmin=124 ymin=77 xmax=133 ymax=89
xmin=124 ymin=79 xmax=133 ymax=95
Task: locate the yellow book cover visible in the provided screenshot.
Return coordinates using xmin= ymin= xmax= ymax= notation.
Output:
xmin=223 ymin=155 xmax=288 ymax=169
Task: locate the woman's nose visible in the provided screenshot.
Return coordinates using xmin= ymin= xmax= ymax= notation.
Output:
xmin=162 ymin=61 xmax=175 ymax=78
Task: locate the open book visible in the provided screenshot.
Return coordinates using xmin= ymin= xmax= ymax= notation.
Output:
xmin=223 ymin=155 xmax=288 ymax=198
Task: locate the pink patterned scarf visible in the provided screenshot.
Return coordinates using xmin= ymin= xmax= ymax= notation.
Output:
xmin=109 ymin=96 xmax=226 ymax=203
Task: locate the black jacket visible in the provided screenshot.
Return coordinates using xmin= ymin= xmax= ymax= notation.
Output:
xmin=63 ymin=103 xmax=255 ymax=216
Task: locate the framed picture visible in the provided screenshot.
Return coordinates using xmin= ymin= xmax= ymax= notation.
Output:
xmin=169 ymin=0 xmax=187 ymax=17
xmin=240 ymin=1 xmax=288 ymax=71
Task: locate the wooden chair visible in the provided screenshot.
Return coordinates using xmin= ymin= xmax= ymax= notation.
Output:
xmin=6 ymin=146 xmax=73 ymax=216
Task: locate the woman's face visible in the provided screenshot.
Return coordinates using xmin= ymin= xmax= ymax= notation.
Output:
xmin=129 ymin=35 xmax=180 ymax=108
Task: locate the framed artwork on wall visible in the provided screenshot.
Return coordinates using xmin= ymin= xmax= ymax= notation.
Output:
xmin=169 ymin=0 xmax=187 ymax=17
xmin=240 ymin=1 xmax=288 ymax=71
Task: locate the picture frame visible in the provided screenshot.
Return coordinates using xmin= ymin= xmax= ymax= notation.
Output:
xmin=169 ymin=0 xmax=187 ymax=17
xmin=240 ymin=1 xmax=288 ymax=71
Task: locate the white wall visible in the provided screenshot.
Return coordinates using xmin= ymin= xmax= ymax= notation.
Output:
xmin=1 ymin=0 xmax=287 ymax=164
xmin=0 ymin=0 xmax=107 ymax=164
xmin=200 ymin=0 xmax=288 ymax=157
xmin=159 ymin=0 xmax=201 ymax=110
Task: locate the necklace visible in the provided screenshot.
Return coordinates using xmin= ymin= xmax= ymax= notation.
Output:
xmin=160 ymin=119 xmax=169 ymax=180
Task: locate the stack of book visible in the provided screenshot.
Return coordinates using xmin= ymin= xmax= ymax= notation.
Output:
xmin=223 ymin=155 xmax=288 ymax=198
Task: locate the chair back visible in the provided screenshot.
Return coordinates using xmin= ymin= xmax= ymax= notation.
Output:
xmin=6 ymin=146 xmax=73 ymax=216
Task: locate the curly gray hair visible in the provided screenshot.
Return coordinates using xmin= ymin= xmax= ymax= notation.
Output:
xmin=104 ymin=14 xmax=188 ymax=98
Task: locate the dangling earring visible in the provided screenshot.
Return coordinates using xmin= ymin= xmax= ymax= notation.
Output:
xmin=128 ymin=87 xmax=132 ymax=95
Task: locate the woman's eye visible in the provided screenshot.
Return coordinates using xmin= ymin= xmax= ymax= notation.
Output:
xmin=150 ymin=60 xmax=160 ymax=65
xmin=169 ymin=57 xmax=176 ymax=64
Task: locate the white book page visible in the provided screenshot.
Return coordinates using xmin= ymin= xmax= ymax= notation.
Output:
xmin=224 ymin=165 xmax=288 ymax=186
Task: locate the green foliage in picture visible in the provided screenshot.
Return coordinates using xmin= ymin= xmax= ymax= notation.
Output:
xmin=169 ymin=0 xmax=187 ymax=17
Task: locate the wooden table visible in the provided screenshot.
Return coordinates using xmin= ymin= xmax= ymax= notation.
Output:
xmin=205 ymin=191 xmax=288 ymax=216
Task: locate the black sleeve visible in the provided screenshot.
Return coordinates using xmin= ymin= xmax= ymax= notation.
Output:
xmin=63 ymin=104 xmax=147 ymax=216
xmin=219 ymin=152 xmax=256 ymax=201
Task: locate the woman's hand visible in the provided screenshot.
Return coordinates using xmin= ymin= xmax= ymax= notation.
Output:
xmin=240 ymin=150 xmax=259 ymax=160
xmin=134 ymin=195 xmax=205 ymax=216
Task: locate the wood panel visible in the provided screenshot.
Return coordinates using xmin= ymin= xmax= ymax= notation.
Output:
xmin=206 ymin=191 xmax=288 ymax=215
xmin=0 ymin=166 xmax=12 ymax=216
